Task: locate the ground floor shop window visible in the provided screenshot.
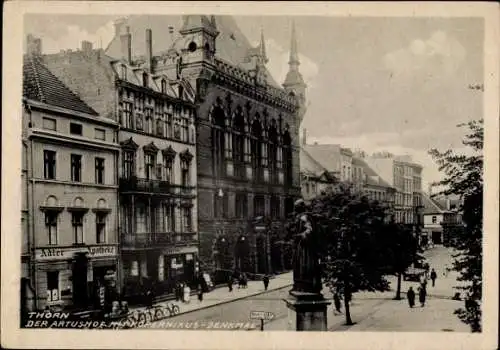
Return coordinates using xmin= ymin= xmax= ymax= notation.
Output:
xmin=46 ymin=271 xmax=59 ymax=303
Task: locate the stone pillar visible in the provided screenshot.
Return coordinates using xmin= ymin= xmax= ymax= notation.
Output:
xmin=284 ymin=291 xmax=331 ymax=331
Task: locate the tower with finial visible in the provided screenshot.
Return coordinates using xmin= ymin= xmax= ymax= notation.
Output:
xmin=179 ymin=15 xmax=219 ymax=63
xmin=283 ymin=20 xmax=307 ymax=123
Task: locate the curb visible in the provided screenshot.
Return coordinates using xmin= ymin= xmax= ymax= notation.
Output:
xmin=169 ymin=283 xmax=293 ymax=319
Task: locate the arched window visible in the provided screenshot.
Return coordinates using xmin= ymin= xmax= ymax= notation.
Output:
xmin=251 ymin=118 xmax=263 ymax=182
xmin=282 ymin=130 xmax=293 ymax=187
xmin=211 ymin=104 xmax=226 ymax=177
xmin=268 ymin=121 xmax=278 ymax=184
xmin=232 ymin=108 xmax=245 ymax=178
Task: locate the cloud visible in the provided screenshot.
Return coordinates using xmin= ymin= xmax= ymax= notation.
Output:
xmin=30 ymin=21 xmax=115 ymax=53
xmin=253 ymin=38 xmax=319 ymax=88
xmin=383 ymin=30 xmax=466 ymax=83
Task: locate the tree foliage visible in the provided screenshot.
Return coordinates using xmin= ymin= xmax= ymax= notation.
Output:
xmin=429 ymin=119 xmax=483 ymax=332
xmin=305 ymin=183 xmax=392 ymax=325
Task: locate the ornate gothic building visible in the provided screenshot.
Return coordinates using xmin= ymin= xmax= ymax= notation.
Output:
xmin=106 ymin=15 xmax=306 ymax=279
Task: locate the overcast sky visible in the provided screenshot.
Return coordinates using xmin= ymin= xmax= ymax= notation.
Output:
xmin=24 ymin=14 xmax=484 ymax=188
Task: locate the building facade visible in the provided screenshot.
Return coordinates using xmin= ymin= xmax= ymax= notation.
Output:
xmin=300 ymin=143 xmax=338 ymax=201
xmin=22 ymin=49 xmax=120 ymax=312
xmin=364 ymin=152 xmax=423 ymax=227
xmin=422 ymin=193 xmax=463 ymax=247
xmin=38 ymin=30 xmax=199 ymax=299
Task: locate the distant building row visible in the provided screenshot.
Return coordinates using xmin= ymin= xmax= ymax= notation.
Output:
xmin=299 ymin=130 xmax=424 ymax=228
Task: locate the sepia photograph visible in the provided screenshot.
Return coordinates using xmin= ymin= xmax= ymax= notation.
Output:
xmin=2 ymin=2 xmax=498 ymax=349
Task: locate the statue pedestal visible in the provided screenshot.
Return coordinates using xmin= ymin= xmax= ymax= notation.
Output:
xmin=284 ymin=290 xmax=331 ymax=331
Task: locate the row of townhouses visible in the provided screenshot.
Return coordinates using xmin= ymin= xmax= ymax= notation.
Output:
xmin=21 ymin=15 xmax=305 ymax=312
xmin=299 ymin=131 xmax=424 ymax=229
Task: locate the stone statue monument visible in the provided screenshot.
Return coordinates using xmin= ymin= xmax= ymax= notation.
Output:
xmin=290 ymin=199 xmax=322 ymax=294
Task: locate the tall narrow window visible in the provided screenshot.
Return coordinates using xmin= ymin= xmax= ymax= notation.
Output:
xmin=142 ymin=72 xmax=148 ymax=87
xmin=163 ymin=156 xmax=174 ymax=183
xmin=161 ymin=79 xmax=167 ymax=93
xmin=173 ymin=117 xmax=181 ymax=139
xmin=251 ymin=120 xmax=263 ymax=182
xmin=95 ymin=157 xmax=105 ymax=184
xmin=163 ymin=202 xmax=175 ymax=232
xmin=182 ymin=207 xmax=192 ymax=232
xmin=268 ymin=124 xmax=278 ymax=184
xmin=254 ymin=195 xmax=265 ymax=217
xmin=44 ymin=150 xmax=56 ymax=180
xmin=181 ymin=159 xmax=190 ymax=187
xmin=156 ymin=118 xmax=164 ymax=137
xmin=96 ymin=213 xmax=106 ymax=243
xmin=123 ymin=151 xmax=135 ymax=179
xmin=45 ymin=212 xmax=58 ymax=245
xmin=71 ymin=154 xmax=82 ymax=182
xmin=145 ymin=108 xmax=153 ymax=134
xmin=232 ymin=110 xmax=245 ymax=178
xmin=212 ymin=104 xmax=226 ymax=177
xmin=165 ymin=113 xmax=172 ymax=138
xmin=235 ymin=193 xmax=248 ymax=218
xmin=72 ymin=212 xmax=84 ymax=244
xmin=123 ymin=102 xmax=133 ymax=129
xmin=283 ymin=131 xmax=293 ymax=187
xmin=145 ymin=153 xmax=155 ymax=180
xmin=181 ymin=118 xmax=189 ymax=142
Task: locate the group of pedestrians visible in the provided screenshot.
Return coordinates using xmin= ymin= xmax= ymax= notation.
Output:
xmin=174 ymin=281 xmax=206 ymax=304
xmin=407 ymin=267 xmax=438 ymax=308
xmin=227 ymin=272 xmax=271 ymax=292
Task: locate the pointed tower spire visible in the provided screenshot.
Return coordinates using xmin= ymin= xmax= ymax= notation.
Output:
xmin=259 ymin=27 xmax=268 ymax=64
xmin=289 ymin=20 xmax=300 ymax=67
xmin=283 ymin=19 xmax=305 ymax=88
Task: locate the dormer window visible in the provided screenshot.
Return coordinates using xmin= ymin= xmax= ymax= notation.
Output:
xmin=121 ymin=65 xmax=127 ymax=80
xmin=142 ymin=72 xmax=148 ymax=88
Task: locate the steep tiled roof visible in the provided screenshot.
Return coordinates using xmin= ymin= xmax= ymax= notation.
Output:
xmin=301 ymin=144 xmax=341 ymax=172
xmin=300 ymin=146 xmax=328 ymax=176
xmin=356 ymin=157 xmax=392 ymax=188
xmin=23 ymin=55 xmax=98 ymax=115
xmin=422 ymin=193 xmax=449 ymax=215
xmin=105 ymin=15 xmax=280 ymax=87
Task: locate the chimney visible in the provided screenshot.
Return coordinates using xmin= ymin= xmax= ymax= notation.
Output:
xmin=114 ymin=18 xmax=126 ymax=36
xmin=145 ymin=29 xmax=153 ymax=73
xmin=27 ymin=34 xmax=42 ymax=56
xmin=120 ymin=26 xmax=132 ymax=63
xmin=302 ymin=128 xmax=307 ymax=145
xmin=81 ymin=40 xmax=93 ymax=53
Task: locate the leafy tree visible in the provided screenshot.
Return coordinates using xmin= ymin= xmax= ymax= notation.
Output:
xmin=383 ymin=223 xmax=423 ymax=300
xmin=308 ymin=183 xmax=391 ymax=325
xmin=429 ymin=119 xmax=483 ymax=332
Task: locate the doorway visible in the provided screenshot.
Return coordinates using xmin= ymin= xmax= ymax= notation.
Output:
xmin=432 ymin=231 xmax=442 ymax=244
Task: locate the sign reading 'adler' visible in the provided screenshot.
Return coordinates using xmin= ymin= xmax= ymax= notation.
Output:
xmin=35 ymin=245 xmax=117 ymax=261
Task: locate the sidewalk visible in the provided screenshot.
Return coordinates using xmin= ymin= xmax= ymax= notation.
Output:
xmin=130 ymin=272 xmax=293 ymax=318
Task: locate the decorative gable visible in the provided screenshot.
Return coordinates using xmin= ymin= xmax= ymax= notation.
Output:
xmin=143 ymin=141 xmax=159 ymax=154
xmin=162 ymin=145 xmax=177 ymax=161
xmin=179 ymin=149 xmax=194 ymax=163
xmin=120 ymin=137 xmax=139 ymax=151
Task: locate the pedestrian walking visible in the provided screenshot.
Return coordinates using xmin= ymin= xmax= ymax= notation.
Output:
xmin=183 ymin=283 xmax=191 ymax=304
xmin=197 ymin=288 xmax=204 ymax=303
xmin=333 ymin=293 xmax=342 ymax=314
xmin=407 ymin=287 xmax=415 ymax=308
xmin=175 ymin=282 xmax=181 ymax=301
xmin=430 ymin=268 xmax=437 ymax=287
xmin=418 ymin=285 xmax=427 ymax=307
xmin=263 ymin=275 xmax=270 ymax=291
xmin=228 ymin=277 xmax=233 ymax=292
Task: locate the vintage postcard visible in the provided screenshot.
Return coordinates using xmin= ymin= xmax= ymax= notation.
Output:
xmin=2 ymin=1 xmax=499 ymax=349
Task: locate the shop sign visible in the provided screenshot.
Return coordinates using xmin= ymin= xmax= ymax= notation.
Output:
xmin=162 ymin=246 xmax=198 ymax=256
xmin=35 ymin=245 xmax=117 ymax=262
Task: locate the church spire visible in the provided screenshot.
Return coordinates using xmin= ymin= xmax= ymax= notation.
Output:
xmin=259 ymin=27 xmax=268 ymax=64
xmin=288 ymin=20 xmax=300 ymax=67
xmin=283 ymin=19 xmax=305 ymax=88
